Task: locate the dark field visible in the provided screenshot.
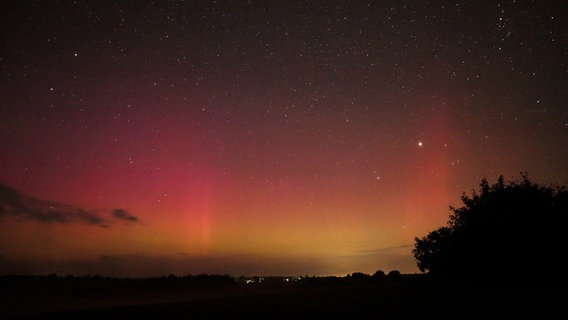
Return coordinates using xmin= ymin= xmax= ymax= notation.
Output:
xmin=0 ymin=274 xmax=561 ymax=319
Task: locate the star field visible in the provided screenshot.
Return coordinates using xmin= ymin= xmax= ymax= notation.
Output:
xmin=1 ymin=1 xmax=567 ymax=277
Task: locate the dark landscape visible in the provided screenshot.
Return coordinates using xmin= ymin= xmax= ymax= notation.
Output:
xmin=0 ymin=272 xmax=562 ymax=320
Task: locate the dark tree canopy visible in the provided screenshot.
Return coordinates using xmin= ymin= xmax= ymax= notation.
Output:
xmin=413 ymin=173 xmax=568 ymax=283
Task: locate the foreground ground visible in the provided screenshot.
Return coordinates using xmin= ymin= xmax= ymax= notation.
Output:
xmin=0 ymin=274 xmax=562 ymax=319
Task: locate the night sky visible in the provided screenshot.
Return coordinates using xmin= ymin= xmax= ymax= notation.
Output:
xmin=1 ymin=1 xmax=567 ymax=277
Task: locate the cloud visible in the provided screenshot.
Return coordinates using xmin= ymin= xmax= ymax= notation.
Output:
xmin=0 ymin=183 xmax=138 ymax=227
xmin=353 ymin=244 xmax=414 ymax=255
xmin=112 ymin=209 xmax=138 ymax=222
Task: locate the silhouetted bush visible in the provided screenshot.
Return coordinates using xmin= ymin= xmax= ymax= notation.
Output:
xmin=372 ymin=270 xmax=387 ymax=281
xmin=413 ymin=173 xmax=567 ymax=285
xmin=387 ymin=270 xmax=401 ymax=280
xmin=350 ymin=272 xmax=371 ymax=280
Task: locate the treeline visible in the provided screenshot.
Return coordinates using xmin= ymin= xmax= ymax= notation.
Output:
xmin=0 ymin=269 xmax=420 ymax=293
xmin=0 ymin=273 xmax=237 ymax=300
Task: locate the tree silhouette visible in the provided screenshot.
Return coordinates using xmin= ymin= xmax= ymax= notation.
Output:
xmin=413 ymin=173 xmax=567 ymax=284
xmin=372 ymin=270 xmax=386 ymax=281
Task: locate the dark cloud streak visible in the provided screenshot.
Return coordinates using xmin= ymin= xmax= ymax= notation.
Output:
xmin=112 ymin=209 xmax=138 ymax=222
xmin=0 ymin=183 xmax=138 ymax=227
